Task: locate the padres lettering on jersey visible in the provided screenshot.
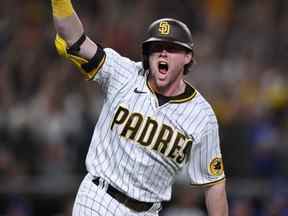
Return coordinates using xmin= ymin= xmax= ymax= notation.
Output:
xmin=84 ymin=48 xmax=225 ymax=202
xmin=111 ymin=105 xmax=193 ymax=165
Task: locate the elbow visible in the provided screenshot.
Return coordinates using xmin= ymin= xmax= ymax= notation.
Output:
xmin=54 ymin=22 xmax=68 ymax=38
xmin=53 ymin=18 xmax=84 ymax=46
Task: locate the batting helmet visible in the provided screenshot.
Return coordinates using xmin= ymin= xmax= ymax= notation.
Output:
xmin=142 ymin=18 xmax=194 ymax=73
xmin=142 ymin=18 xmax=194 ymax=53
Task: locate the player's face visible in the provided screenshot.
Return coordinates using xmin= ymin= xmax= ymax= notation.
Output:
xmin=148 ymin=42 xmax=192 ymax=95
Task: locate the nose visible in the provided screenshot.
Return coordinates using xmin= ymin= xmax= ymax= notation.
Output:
xmin=159 ymin=48 xmax=168 ymax=57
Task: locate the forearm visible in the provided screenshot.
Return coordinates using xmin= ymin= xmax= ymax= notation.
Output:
xmin=51 ymin=0 xmax=97 ymax=60
xmin=51 ymin=0 xmax=83 ymax=46
xmin=205 ymin=180 xmax=229 ymax=216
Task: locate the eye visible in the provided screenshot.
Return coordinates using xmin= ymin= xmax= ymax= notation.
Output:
xmin=165 ymin=46 xmax=178 ymax=53
xmin=148 ymin=43 xmax=186 ymax=53
xmin=149 ymin=45 xmax=162 ymax=53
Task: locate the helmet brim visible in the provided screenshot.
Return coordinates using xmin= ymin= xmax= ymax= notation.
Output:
xmin=142 ymin=38 xmax=194 ymax=55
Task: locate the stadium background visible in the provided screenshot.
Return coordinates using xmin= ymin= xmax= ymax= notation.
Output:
xmin=0 ymin=0 xmax=287 ymax=215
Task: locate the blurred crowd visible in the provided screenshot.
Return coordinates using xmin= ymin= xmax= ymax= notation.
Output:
xmin=0 ymin=0 xmax=288 ymax=215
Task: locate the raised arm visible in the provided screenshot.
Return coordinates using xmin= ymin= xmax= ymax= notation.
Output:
xmin=51 ymin=0 xmax=105 ymax=80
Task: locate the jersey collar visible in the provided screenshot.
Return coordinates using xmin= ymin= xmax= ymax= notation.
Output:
xmin=146 ymin=79 xmax=197 ymax=104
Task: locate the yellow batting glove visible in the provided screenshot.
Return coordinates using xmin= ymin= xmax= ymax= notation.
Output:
xmin=51 ymin=0 xmax=74 ymax=18
xmin=55 ymin=34 xmax=88 ymax=72
xmin=55 ymin=34 xmax=103 ymax=80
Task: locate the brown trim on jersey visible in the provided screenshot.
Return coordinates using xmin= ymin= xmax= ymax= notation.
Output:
xmin=169 ymin=81 xmax=197 ymax=103
xmin=146 ymin=79 xmax=197 ymax=104
xmin=190 ymin=177 xmax=226 ymax=188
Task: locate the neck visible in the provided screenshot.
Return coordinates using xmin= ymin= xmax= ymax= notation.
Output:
xmin=149 ymin=79 xmax=186 ymax=97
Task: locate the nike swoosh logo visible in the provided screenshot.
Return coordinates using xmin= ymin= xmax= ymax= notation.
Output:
xmin=134 ymin=88 xmax=147 ymax=94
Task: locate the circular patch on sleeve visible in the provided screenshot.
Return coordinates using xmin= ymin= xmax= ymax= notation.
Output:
xmin=209 ymin=157 xmax=224 ymax=176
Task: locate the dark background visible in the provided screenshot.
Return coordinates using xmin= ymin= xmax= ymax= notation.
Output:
xmin=0 ymin=0 xmax=287 ymax=215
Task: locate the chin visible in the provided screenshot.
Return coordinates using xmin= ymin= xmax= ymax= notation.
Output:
xmin=156 ymin=79 xmax=169 ymax=88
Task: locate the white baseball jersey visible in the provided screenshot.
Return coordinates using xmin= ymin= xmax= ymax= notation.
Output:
xmin=85 ymin=48 xmax=225 ymax=203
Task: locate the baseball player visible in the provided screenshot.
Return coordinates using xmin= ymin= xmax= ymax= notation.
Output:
xmin=51 ymin=0 xmax=229 ymax=215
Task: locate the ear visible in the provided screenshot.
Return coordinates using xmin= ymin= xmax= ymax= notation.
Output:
xmin=184 ymin=52 xmax=193 ymax=65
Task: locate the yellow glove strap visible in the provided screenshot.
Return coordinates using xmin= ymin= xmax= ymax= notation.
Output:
xmin=51 ymin=0 xmax=74 ymax=18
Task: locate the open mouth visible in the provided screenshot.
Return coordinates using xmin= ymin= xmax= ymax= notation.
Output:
xmin=158 ymin=61 xmax=168 ymax=74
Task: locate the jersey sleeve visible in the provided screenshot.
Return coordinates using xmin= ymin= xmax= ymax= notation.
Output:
xmin=93 ymin=48 xmax=141 ymax=92
xmin=187 ymin=120 xmax=225 ymax=186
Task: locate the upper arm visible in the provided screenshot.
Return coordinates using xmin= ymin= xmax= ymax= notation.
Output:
xmin=54 ymin=34 xmax=105 ymax=80
xmin=54 ymin=35 xmax=140 ymax=89
xmin=52 ymin=1 xmax=108 ymax=80
xmin=53 ymin=10 xmax=98 ymax=61
xmin=76 ymin=36 xmax=98 ymax=60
